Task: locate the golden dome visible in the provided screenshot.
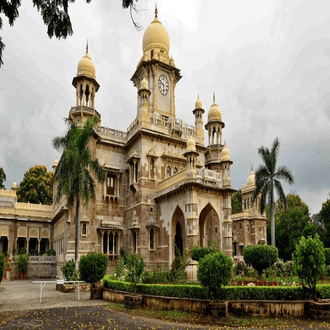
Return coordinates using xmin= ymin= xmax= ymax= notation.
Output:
xmin=247 ymin=170 xmax=255 ymax=187
xmin=195 ymin=95 xmax=202 ymax=109
xmin=141 ymin=77 xmax=149 ymax=90
xmin=221 ymin=144 xmax=230 ymax=160
xmin=77 ymin=44 xmax=96 ymax=79
xmin=142 ymin=7 xmax=170 ymax=55
xmin=207 ymin=99 xmax=222 ymax=122
xmin=187 ymin=136 xmax=196 ymax=152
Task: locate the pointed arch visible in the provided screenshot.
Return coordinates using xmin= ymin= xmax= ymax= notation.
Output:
xmin=199 ymin=202 xmax=220 ymax=248
xmin=171 ymin=206 xmax=185 ymax=257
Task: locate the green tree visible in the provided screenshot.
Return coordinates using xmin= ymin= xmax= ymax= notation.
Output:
xmin=243 ymin=244 xmax=278 ymax=283
xmin=197 ymin=251 xmax=233 ymax=302
xmin=126 ymin=253 xmax=146 ymax=294
xmin=0 ymin=167 xmax=6 ymax=189
xmin=318 ymin=198 xmax=330 ymax=247
xmin=275 ymin=194 xmax=310 ymax=261
xmin=16 ymin=165 xmax=53 ymax=205
xmin=79 ymin=252 xmax=108 ymax=285
xmin=253 ymin=137 xmax=294 ymax=246
xmin=0 ymin=0 xmax=140 ymax=66
xmin=231 ymin=189 xmax=242 ymax=214
xmin=52 ymin=116 xmax=105 ymax=271
xmin=292 ymin=235 xmax=325 ymax=301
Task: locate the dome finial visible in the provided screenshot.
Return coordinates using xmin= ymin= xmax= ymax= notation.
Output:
xmin=155 ymin=4 xmax=158 ymax=19
xmin=213 ymin=92 xmax=215 ymax=103
xmin=86 ymin=40 xmax=89 ymax=54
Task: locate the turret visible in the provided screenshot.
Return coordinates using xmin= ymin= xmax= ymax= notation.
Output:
xmin=193 ymin=95 xmax=204 ymax=142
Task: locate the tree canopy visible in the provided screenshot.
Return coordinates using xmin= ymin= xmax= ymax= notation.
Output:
xmin=0 ymin=167 xmax=6 ymax=189
xmin=253 ymin=137 xmax=294 ymax=246
xmin=0 ymin=0 xmax=139 ymax=66
xmin=318 ymin=198 xmax=330 ymax=247
xmin=16 ymin=165 xmax=53 ymax=205
xmin=231 ymin=189 xmax=242 ymax=214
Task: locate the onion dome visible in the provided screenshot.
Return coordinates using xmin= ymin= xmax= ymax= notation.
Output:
xmin=142 ymin=6 xmax=170 ymax=55
xmin=220 ymin=144 xmax=230 ymax=160
xmin=207 ymin=99 xmax=222 ymax=122
xmin=187 ymin=136 xmax=196 ymax=152
xmin=12 ymin=181 xmax=17 ymax=190
xmin=141 ymin=77 xmax=149 ymax=90
xmin=77 ymin=43 xmax=96 ymax=79
xmin=195 ymin=95 xmax=202 ymax=109
xmin=247 ymin=170 xmax=255 ymax=187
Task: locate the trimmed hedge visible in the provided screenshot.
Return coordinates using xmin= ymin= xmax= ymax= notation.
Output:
xmin=103 ymin=276 xmax=330 ymax=301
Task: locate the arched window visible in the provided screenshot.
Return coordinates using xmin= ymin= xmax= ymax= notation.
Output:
xmin=107 ymin=174 xmax=115 ymax=195
xmin=114 ymin=233 xmax=118 ymax=254
xmin=109 ymin=232 xmax=113 ymax=254
xmin=173 ymin=167 xmax=178 ymax=174
xmin=167 ymin=166 xmax=171 ymax=177
xmin=150 ymin=159 xmax=155 ymax=179
xmin=150 ymin=228 xmax=154 ymax=250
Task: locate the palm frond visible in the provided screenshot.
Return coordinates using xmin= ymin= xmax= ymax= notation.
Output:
xmin=274 ymin=179 xmax=287 ymax=209
xmin=270 ymin=137 xmax=280 ymax=176
xmin=275 ymin=165 xmax=294 ymax=185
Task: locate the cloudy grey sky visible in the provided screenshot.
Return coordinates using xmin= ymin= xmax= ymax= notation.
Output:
xmin=0 ymin=0 xmax=329 ymax=215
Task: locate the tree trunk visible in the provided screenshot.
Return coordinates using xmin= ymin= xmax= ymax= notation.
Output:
xmin=271 ymin=196 xmax=275 ymax=246
xmin=75 ymin=196 xmax=80 ymax=272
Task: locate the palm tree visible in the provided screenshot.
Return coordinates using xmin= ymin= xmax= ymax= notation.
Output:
xmin=52 ymin=116 xmax=105 ymax=270
xmin=253 ymin=137 xmax=294 ymax=247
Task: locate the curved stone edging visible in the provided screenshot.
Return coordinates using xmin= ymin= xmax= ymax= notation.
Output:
xmin=102 ymin=288 xmax=313 ymax=317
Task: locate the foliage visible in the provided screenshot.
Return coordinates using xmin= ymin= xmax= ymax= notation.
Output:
xmin=275 ymin=194 xmax=310 ymax=261
xmin=0 ymin=167 xmax=6 ymax=189
xmin=0 ymin=252 xmax=5 ymax=282
xmin=253 ymin=137 xmax=294 ymax=246
xmin=0 ymin=0 xmax=141 ymax=66
xmin=231 ymin=189 xmax=242 ymax=214
xmin=293 ymin=235 xmax=325 ymax=301
xmin=141 ymin=267 xmax=171 ymax=284
xmin=6 ymin=261 xmax=11 ymax=270
xmin=233 ymin=260 xmax=249 ymax=276
xmin=17 ymin=165 xmax=53 ymax=205
xmin=17 ymin=253 xmax=29 ymax=274
xmin=190 ymin=246 xmax=220 ymax=262
xmin=243 ymin=245 xmax=278 ymax=283
xmin=53 ymin=116 xmax=105 ymax=270
xmin=170 ymin=246 xmax=189 ymax=283
xmin=103 ymin=276 xmax=330 ymax=301
xmin=324 ymin=248 xmax=330 ymax=266
xmin=61 ymin=260 xmax=78 ymax=281
xmin=79 ymin=252 xmax=108 ymax=284
xmin=125 ymin=253 xmax=145 ymax=294
xmin=113 ymin=258 xmax=126 ymax=281
xmin=197 ymin=251 xmax=233 ymax=302
xmin=46 ymin=249 xmax=56 ymax=256
xmin=318 ymin=199 xmax=330 ymax=247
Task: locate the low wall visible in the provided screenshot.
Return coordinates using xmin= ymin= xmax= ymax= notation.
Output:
xmin=56 ymin=283 xmax=91 ymax=293
xmin=9 ymin=260 xmax=56 ymax=279
xmin=229 ymin=300 xmax=306 ymax=317
xmin=102 ymin=288 xmax=311 ymax=317
xmin=309 ymin=300 xmax=330 ymax=319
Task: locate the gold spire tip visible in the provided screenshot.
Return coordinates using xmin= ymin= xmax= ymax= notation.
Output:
xmin=213 ymin=92 xmax=215 ymax=103
xmin=155 ymin=4 xmax=158 ymax=19
xmin=86 ymin=40 xmax=88 ymax=53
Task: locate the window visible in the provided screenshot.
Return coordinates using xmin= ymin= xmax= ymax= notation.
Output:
xmin=150 ymin=159 xmax=155 ymax=179
xmin=82 ymin=224 xmax=86 ymax=235
xmin=150 ymin=228 xmax=154 ymax=249
xmin=106 ymin=174 xmax=116 ymax=195
xmin=240 ymin=223 xmax=242 ymax=230
xmin=173 ymin=167 xmax=178 ymax=174
xmin=167 ymin=166 xmax=171 ymax=177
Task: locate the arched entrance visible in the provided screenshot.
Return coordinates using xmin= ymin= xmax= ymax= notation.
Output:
xmin=171 ymin=206 xmax=185 ymax=261
xmin=199 ymin=203 xmax=221 ymax=248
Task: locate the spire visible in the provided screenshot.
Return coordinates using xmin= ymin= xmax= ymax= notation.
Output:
xmin=86 ymin=40 xmax=88 ymax=54
xmin=155 ymin=4 xmax=158 ymax=19
xmin=213 ymin=92 xmax=215 ymax=103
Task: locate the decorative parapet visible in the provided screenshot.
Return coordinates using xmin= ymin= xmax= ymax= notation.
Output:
xmin=97 ymin=125 xmax=127 ymax=141
xmin=0 ymin=189 xmax=16 ymax=197
xmin=158 ymin=168 xmax=187 ymax=192
xmin=196 ymin=168 xmax=222 ymax=188
xmin=69 ymin=105 xmax=101 ymax=118
xmin=29 ymin=256 xmax=57 ymax=263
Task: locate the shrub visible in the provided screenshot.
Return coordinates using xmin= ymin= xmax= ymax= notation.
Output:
xmin=103 ymin=276 xmax=330 ymax=301
xmin=61 ymin=260 xmax=78 ymax=280
xmin=113 ymin=258 xmax=126 ymax=281
xmin=190 ymin=246 xmax=220 ymax=262
xmin=141 ymin=267 xmax=171 ymax=284
xmin=293 ymin=235 xmax=325 ymax=301
xmin=126 ymin=253 xmax=145 ymax=294
xmin=79 ymin=252 xmax=108 ymax=285
xmin=0 ymin=252 xmax=5 ymax=282
xmin=17 ymin=253 xmax=29 ymax=274
xmin=244 ymin=245 xmax=278 ymax=283
xmin=233 ymin=260 xmax=249 ymax=276
xmin=197 ymin=251 xmax=233 ymax=302
xmin=46 ymin=249 xmax=56 ymax=256
xmin=170 ymin=252 xmax=188 ymax=283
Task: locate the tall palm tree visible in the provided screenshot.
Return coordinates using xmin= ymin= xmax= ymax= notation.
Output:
xmin=52 ymin=116 xmax=105 ymax=270
xmin=253 ymin=137 xmax=294 ymax=247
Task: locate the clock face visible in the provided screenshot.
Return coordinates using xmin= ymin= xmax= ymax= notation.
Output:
xmin=158 ymin=74 xmax=169 ymax=95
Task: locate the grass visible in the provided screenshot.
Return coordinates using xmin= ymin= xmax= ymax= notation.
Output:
xmin=106 ymin=302 xmax=330 ymax=328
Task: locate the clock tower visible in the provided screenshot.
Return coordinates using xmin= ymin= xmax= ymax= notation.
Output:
xmin=131 ymin=7 xmax=181 ymax=119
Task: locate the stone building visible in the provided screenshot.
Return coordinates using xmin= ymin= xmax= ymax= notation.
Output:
xmin=0 ymin=9 xmax=251 ymax=275
xmin=52 ymin=9 xmax=235 ymax=271
xmin=232 ymin=170 xmax=268 ymax=262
